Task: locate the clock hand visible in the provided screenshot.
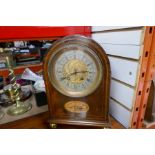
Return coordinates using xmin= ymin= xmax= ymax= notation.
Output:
xmin=60 ymin=76 xmax=70 ymax=81
xmin=71 ymin=70 xmax=88 ymax=75
xmin=60 ymin=71 xmax=92 ymax=81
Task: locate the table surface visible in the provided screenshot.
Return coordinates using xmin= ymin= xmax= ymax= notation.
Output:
xmin=0 ymin=111 xmax=125 ymax=129
xmin=0 ymin=85 xmax=48 ymax=125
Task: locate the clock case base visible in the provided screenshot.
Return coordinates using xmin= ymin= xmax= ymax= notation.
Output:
xmin=48 ymin=117 xmax=111 ymax=129
xmin=43 ymin=35 xmax=111 ymax=129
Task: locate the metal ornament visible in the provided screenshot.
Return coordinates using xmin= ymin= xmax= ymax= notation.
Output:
xmin=0 ymin=48 xmax=32 ymax=116
xmin=64 ymin=101 xmax=89 ymax=113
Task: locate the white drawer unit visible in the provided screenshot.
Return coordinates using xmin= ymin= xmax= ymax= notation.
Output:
xmin=92 ymin=26 xmax=145 ymax=128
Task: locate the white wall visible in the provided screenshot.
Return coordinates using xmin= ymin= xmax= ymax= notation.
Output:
xmin=92 ymin=26 xmax=144 ymax=128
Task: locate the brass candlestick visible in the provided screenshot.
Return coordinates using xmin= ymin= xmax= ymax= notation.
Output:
xmin=0 ymin=48 xmax=32 ymax=116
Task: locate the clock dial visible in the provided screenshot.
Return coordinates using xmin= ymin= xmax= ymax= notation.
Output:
xmin=48 ymin=45 xmax=103 ymax=97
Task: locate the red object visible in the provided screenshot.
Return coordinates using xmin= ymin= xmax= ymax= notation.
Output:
xmin=0 ymin=26 xmax=91 ymax=77
xmin=136 ymin=27 xmax=155 ymax=128
xmin=0 ymin=63 xmax=43 ymax=78
xmin=0 ymin=26 xmax=91 ymax=42
xmin=130 ymin=27 xmax=155 ymax=128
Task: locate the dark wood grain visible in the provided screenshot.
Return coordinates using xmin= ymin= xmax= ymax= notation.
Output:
xmin=43 ymin=35 xmax=111 ymax=128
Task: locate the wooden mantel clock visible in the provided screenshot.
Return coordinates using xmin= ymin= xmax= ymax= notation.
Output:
xmin=43 ymin=35 xmax=111 ymax=128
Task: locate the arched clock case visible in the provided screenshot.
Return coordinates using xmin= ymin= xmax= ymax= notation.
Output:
xmin=43 ymin=35 xmax=111 ymax=128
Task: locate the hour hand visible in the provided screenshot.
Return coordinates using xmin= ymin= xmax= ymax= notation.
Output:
xmin=60 ymin=76 xmax=70 ymax=81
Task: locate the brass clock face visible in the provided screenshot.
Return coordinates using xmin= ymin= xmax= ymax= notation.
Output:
xmin=48 ymin=45 xmax=103 ymax=97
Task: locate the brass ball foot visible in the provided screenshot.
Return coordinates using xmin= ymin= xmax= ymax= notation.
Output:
xmin=50 ymin=123 xmax=57 ymax=129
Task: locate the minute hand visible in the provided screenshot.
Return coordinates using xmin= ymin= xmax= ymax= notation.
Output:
xmin=70 ymin=70 xmax=89 ymax=75
xmin=60 ymin=71 xmax=91 ymax=81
